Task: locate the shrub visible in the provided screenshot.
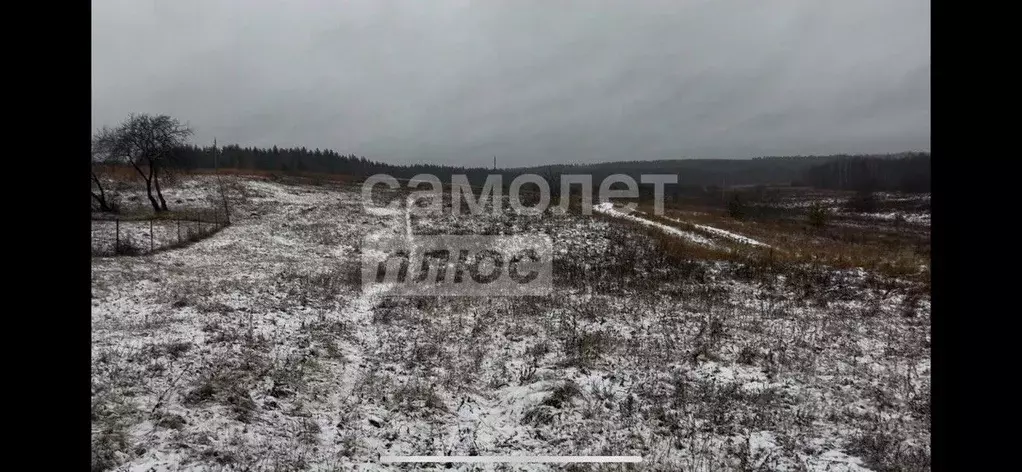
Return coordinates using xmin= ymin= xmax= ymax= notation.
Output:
xmin=727 ymin=194 xmax=745 ymax=219
xmin=808 ymin=202 xmax=830 ymax=228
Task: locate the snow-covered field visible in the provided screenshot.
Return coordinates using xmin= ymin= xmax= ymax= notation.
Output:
xmin=92 ymin=176 xmax=930 ymax=471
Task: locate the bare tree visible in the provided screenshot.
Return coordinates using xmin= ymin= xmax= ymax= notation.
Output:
xmin=93 ymin=114 xmax=193 ymax=212
xmin=90 ymin=134 xmax=113 ymax=212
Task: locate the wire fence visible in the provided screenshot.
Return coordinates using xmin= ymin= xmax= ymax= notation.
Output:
xmin=91 ymin=208 xmax=231 ymax=257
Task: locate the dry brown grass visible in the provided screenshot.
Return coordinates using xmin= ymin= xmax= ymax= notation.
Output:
xmin=620 ymin=203 xmax=929 ymax=283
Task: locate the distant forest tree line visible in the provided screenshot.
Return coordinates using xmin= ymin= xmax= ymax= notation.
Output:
xmin=92 ymin=112 xmax=928 ymax=216
xmin=168 ymin=143 xmax=930 ymax=194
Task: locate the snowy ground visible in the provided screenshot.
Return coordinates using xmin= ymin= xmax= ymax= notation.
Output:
xmin=594 ymin=202 xmax=716 ymax=247
xmin=765 ymin=193 xmax=931 ymax=229
xmin=856 ymin=212 xmax=931 ymax=226
xmin=92 ymin=176 xmax=930 ymax=471
xmin=91 ymin=219 xmax=224 ymax=255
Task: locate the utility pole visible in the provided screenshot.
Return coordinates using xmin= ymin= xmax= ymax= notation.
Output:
xmin=213 ymin=137 xmax=230 ymax=225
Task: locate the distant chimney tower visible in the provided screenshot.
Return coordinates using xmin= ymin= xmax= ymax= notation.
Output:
xmin=493 ymin=155 xmax=496 ymax=170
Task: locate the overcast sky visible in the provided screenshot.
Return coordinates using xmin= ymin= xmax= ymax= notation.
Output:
xmin=92 ymin=0 xmax=930 ymax=167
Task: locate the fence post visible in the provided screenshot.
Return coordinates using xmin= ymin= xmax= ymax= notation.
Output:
xmin=115 ymin=218 xmax=120 ymax=254
xmin=150 ymin=220 xmax=154 ymax=252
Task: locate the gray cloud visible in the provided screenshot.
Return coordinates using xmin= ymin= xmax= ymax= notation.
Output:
xmin=92 ymin=0 xmax=930 ymax=167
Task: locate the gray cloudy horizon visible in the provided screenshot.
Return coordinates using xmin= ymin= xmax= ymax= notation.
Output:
xmin=92 ymin=0 xmax=930 ymax=167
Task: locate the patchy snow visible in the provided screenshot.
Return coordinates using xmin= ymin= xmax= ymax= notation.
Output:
xmin=769 ymin=197 xmax=845 ymax=209
xmin=805 ymin=449 xmax=874 ymax=472
xmin=692 ymin=223 xmax=768 ymax=247
xmin=859 ymin=211 xmax=931 ymax=226
xmin=662 ymin=216 xmax=771 ymax=248
xmin=593 ymin=202 xmax=716 ymax=247
xmin=92 ymin=177 xmax=929 ymax=471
